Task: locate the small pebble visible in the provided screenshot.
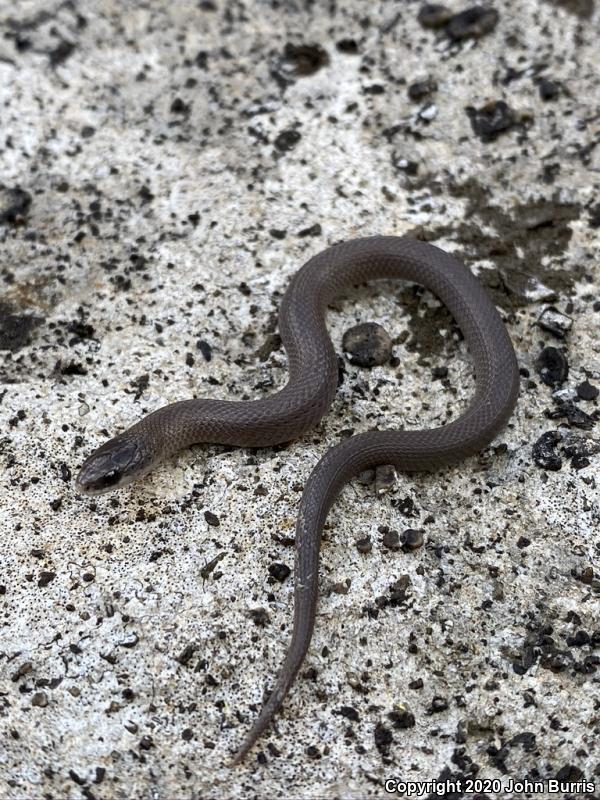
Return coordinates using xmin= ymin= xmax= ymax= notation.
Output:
xmin=342 ymin=322 xmax=393 ymax=367
xmin=466 ymin=100 xmax=515 ymax=142
xmin=501 ymin=270 xmax=557 ymax=303
xmin=403 ymin=529 xmax=425 ymax=550
xmin=336 ymin=39 xmax=358 ymax=54
xmin=204 ymin=510 xmax=220 ymax=527
xmin=375 ymin=464 xmax=397 ymax=495
xmin=38 ymin=571 xmax=56 ymax=588
xmin=537 ymin=306 xmax=573 ymax=338
xmin=0 ymin=186 xmax=32 ymax=224
xmin=535 ymin=346 xmax=569 ymax=386
xmin=417 ymin=4 xmax=453 ymax=29
xmin=428 ymin=696 xmax=448 ymax=713
xmin=567 ymin=630 xmax=590 ymax=647
xmin=388 ymin=707 xmax=416 ymax=728
xmin=546 ymin=401 xmax=595 ymax=431
xmin=446 ymin=6 xmax=499 ymax=40
xmin=277 ymin=43 xmax=329 ymax=80
xmin=297 ymin=222 xmax=321 ymax=237
xmin=196 ymin=339 xmax=212 ymax=361
xmin=538 ymin=78 xmax=560 ymax=101
xmin=355 ymin=536 xmax=372 ymax=554
xmin=552 ymin=387 xmax=577 ymax=403
xmin=374 ymin=722 xmax=394 ymax=754
xmin=432 ymin=366 xmax=448 ymax=379
xmin=532 ymin=431 xmax=562 ymax=471
xmin=337 ymin=705 xmax=359 ymax=721
xmin=382 ymin=529 xmax=401 ymax=550
xmin=330 ymin=580 xmax=350 ymax=595
xmin=408 ymin=78 xmax=437 ymax=101
xmin=31 ymin=692 xmax=48 ymax=708
xmin=274 ymin=128 xmax=301 ymax=152
xmin=418 ymin=102 xmax=438 ymax=122
xmin=576 ymin=380 xmax=599 ymax=401
xmin=268 ymin=563 xmax=291 ymax=582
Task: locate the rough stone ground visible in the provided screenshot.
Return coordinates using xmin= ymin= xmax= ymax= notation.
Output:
xmin=1 ymin=1 xmax=599 ymax=799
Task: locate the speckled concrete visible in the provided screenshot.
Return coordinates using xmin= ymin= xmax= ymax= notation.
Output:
xmin=1 ymin=1 xmax=599 ymax=799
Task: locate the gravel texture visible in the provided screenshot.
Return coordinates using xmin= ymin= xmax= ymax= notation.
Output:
xmin=1 ymin=1 xmax=599 ymax=799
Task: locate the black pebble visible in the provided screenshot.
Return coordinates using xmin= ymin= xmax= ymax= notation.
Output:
xmin=356 ymin=536 xmax=372 ymax=554
xmin=0 ymin=310 xmax=44 ymax=351
xmin=333 ymin=706 xmax=360 ymax=722
xmin=546 ymin=401 xmax=595 ymax=431
xmin=49 ymin=39 xmax=75 ymax=66
xmin=374 ymin=722 xmax=393 ymax=753
xmin=417 ymin=4 xmax=453 ymax=29
xmin=538 ymin=78 xmax=560 ymax=101
xmin=465 ymin=100 xmax=515 ymax=142
xmin=382 ymin=529 xmax=401 ymax=550
xmin=38 ymin=571 xmax=56 ymax=588
xmin=297 ymin=223 xmax=321 ymax=237
xmin=535 ymin=346 xmax=569 ymax=386
xmin=567 ymin=630 xmax=590 ymax=647
xmin=388 ymin=708 xmax=416 ymax=728
xmin=403 ymin=529 xmax=425 ymax=550
xmin=428 ymin=696 xmax=448 ymax=713
xmin=336 ymin=705 xmax=360 ymax=721
xmin=204 ymin=510 xmax=220 ymax=527
xmin=342 ymin=322 xmax=393 ymax=367
xmin=196 ymin=339 xmax=212 ymax=361
xmin=556 ymin=765 xmax=584 ymax=782
xmin=274 ymin=128 xmax=301 ymax=152
xmin=532 ymin=431 xmax=562 ymax=471
xmin=278 ymin=43 xmax=329 ymax=79
xmin=446 ymin=6 xmax=499 ymax=40
xmin=408 ymin=78 xmax=437 ymax=101
xmin=0 ymin=186 xmax=32 ymax=224
xmin=576 ymin=380 xmax=598 ymax=401
xmin=268 ymin=563 xmax=291 ymax=582
xmin=336 ymin=39 xmax=359 ymax=54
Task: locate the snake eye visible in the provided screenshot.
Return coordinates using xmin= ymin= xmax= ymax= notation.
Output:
xmin=90 ymin=468 xmax=122 ymax=492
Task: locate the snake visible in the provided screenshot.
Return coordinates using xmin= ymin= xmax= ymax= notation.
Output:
xmin=75 ymin=236 xmax=519 ymax=763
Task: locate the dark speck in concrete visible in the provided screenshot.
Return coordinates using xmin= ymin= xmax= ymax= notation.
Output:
xmin=0 ymin=186 xmax=32 ymax=225
xmin=0 ymin=305 xmax=44 ymax=352
xmin=274 ymin=128 xmax=302 ymax=152
xmin=446 ymin=6 xmax=500 ymax=40
xmin=465 ymin=101 xmax=516 ymax=142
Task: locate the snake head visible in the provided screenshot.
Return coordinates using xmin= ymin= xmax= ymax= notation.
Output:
xmin=75 ymin=436 xmax=153 ymax=495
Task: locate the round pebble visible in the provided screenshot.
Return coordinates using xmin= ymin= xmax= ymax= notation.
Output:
xmin=342 ymin=322 xmax=393 ymax=367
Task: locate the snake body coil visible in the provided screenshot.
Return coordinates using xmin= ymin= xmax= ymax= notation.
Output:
xmin=76 ymin=237 xmax=519 ymax=762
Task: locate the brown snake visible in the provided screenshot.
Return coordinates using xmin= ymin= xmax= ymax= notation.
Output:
xmin=76 ymin=236 xmax=519 ymax=762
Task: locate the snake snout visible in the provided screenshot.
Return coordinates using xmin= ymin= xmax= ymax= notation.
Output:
xmin=75 ymin=437 xmax=150 ymax=495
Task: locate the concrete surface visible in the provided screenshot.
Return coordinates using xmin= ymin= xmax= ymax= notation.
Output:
xmin=1 ymin=1 xmax=599 ymax=798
